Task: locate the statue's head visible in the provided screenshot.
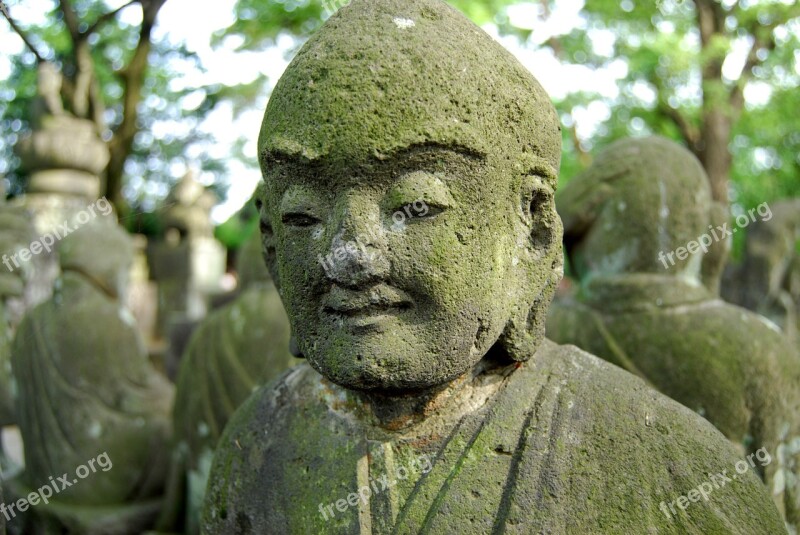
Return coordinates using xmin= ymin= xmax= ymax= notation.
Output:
xmin=257 ymin=0 xmax=562 ymax=392
xmin=59 ymin=222 xmax=134 ymax=301
xmin=558 ymin=135 xmax=715 ymax=282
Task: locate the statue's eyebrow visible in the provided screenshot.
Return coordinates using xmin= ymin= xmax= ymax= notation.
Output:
xmin=377 ymin=142 xmax=487 ymax=162
xmin=261 ymin=148 xmax=317 ymax=166
xmin=260 ymin=142 xmax=486 ymax=166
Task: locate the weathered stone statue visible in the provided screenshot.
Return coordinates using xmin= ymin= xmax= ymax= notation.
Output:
xmin=202 ymin=2 xmax=787 ymax=533
xmin=168 ymin=226 xmax=298 ymax=533
xmin=12 ymin=60 xmax=114 ymax=314
xmin=9 ymin=222 xmax=174 ymax=534
xmin=546 ymin=135 xmax=800 ymax=528
xmin=148 ymin=170 xmax=226 ymax=353
xmin=723 ymin=198 xmax=800 ymax=345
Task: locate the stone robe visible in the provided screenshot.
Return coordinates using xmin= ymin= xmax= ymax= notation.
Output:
xmin=202 ymin=340 xmax=785 ymax=534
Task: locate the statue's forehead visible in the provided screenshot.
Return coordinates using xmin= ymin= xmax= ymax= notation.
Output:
xmin=260 ymin=113 xmax=489 ymax=166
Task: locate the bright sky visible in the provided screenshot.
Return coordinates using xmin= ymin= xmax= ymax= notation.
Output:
xmin=0 ymin=0 xmax=769 ymax=223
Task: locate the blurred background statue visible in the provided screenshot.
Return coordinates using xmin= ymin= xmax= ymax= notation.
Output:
xmin=8 ymin=222 xmax=174 ymax=534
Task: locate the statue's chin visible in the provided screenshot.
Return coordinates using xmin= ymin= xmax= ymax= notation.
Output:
xmin=307 ymin=355 xmax=463 ymax=395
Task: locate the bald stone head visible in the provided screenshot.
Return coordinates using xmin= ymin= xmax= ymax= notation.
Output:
xmin=558 ymin=136 xmax=714 ymax=281
xmin=258 ymin=0 xmax=563 ymax=392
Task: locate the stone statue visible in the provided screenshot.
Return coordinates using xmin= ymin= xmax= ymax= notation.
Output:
xmin=8 ymin=222 xmax=174 ymax=534
xmin=162 ymin=170 xmax=218 ymax=241
xmin=201 ymin=1 xmax=786 ymax=533
xmin=723 ymin=198 xmax=800 ymax=345
xmin=167 ymin=225 xmax=298 ymax=534
xmin=546 ymin=135 xmax=800 ymax=529
xmin=32 ymin=61 xmax=65 ymax=125
xmin=149 ymin=169 xmax=226 ymax=348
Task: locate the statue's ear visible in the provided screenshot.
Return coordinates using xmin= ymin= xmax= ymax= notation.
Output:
xmin=254 ymin=189 xmax=279 ymax=286
xmin=499 ymin=171 xmax=564 ymax=362
xmin=520 ymin=173 xmax=560 ymax=259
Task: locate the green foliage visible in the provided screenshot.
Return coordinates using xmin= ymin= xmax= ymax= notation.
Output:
xmin=217 ymin=0 xmax=522 ymax=50
xmin=530 ymin=0 xmax=800 ymax=225
xmin=0 ymin=0 xmax=229 ymax=209
xmin=121 ymin=208 xmax=164 ymax=237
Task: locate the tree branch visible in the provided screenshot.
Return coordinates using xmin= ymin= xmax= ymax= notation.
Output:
xmin=83 ymin=0 xmax=138 ymax=37
xmin=657 ymin=100 xmax=701 ymax=154
xmin=0 ymin=3 xmax=46 ymax=62
xmin=58 ymin=0 xmax=81 ymax=42
xmin=106 ymin=0 xmax=167 ymax=206
xmin=695 ymin=0 xmax=722 ymax=47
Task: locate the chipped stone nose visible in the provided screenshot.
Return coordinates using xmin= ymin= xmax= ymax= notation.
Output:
xmin=322 ymin=230 xmax=387 ymax=288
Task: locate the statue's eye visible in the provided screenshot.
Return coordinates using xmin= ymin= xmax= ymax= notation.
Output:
xmin=281 ymin=213 xmax=320 ymax=227
xmin=389 ymin=200 xmax=444 ymax=226
xmin=407 ymin=203 xmax=432 ymax=218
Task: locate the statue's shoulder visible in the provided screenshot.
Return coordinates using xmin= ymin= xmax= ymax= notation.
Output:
xmin=529 ymin=339 xmax=720 ymax=431
xmin=509 ymin=341 xmax=786 ymax=532
xmin=218 ymin=362 xmax=323 ymax=437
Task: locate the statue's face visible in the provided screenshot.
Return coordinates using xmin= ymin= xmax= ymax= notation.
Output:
xmin=257 ymin=0 xmax=564 ymax=392
xmin=262 ymin=143 xmax=531 ymax=392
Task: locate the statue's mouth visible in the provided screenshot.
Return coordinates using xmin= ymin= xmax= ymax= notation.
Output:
xmin=321 ymin=284 xmax=413 ymax=319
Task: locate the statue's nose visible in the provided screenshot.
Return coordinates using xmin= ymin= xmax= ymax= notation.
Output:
xmin=321 ymin=203 xmax=389 ymax=288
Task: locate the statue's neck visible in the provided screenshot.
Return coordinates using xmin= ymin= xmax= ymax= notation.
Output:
xmin=355 ymin=377 xmax=467 ymax=431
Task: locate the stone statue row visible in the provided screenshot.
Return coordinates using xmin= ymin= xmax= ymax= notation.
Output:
xmin=1 ymin=0 xmax=798 ymax=533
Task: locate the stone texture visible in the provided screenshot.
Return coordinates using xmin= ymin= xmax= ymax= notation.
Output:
xmin=202 ymin=1 xmax=786 ymax=533
xmin=547 ymin=136 xmax=800 ymax=528
xmin=162 ymin=170 xmax=218 ymax=241
xmin=557 ymin=136 xmax=713 ymax=281
xmin=11 ymin=72 xmax=115 ymax=311
xmin=9 ymin=222 xmax=174 ymax=534
xmin=126 ymin=233 xmax=159 ymax=347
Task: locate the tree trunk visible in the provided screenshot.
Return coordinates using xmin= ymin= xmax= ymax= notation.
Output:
xmin=698 ymin=107 xmax=732 ymax=207
xmin=105 ymin=0 xmax=167 ymax=212
xmin=695 ymin=0 xmax=731 ymax=207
